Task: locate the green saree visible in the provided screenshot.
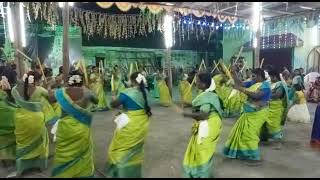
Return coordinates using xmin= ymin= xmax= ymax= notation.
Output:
xmin=179 ymin=80 xmax=192 ymax=105
xmin=213 ymin=75 xmax=246 ymax=117
xmin=265 ymin=81 xmax=289 ymax=140
xmin=92 ymin=76 xmax=109 ymax=111
xmin=223 ymin=82 xmax=270 ymax=161
xmin=11 ymin=86 xmax=49 ymax=175
xmin=106 ymin=88 xmax=149 ymax=178
xmin=158 ymin=79 xmax=172 ymax=107
xmin=30 ymin=86 xmax=58 ymax=124
xmin=0 ymin=90 xmax=16 ymax=161
xmin=183 ymin=91 xmax=223 ymax=178
xmin=52 ymin=88 xmax=95 ymax=178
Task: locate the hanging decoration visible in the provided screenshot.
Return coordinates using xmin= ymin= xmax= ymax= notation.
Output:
xmin=3 ymin=38 xmax=14 ymax=60
xmin=261 ymin=9 xmax=320 ymax=49
xmin=47 ymin=26 xmax=63 ymax=71
xmin=175 ymin=12 xmax=251 ymax=43
xmin=25 ymin=2 xmax=165 ymax=40
xmin=95 ymin=2 xmax=240 ymax=24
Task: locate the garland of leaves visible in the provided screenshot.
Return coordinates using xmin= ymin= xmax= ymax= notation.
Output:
xmin=25 ymin=2 xmax=165 ymax=40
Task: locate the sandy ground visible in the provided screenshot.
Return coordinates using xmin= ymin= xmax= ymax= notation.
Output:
xmin=1 ymin=88 xmax=319 ymax=178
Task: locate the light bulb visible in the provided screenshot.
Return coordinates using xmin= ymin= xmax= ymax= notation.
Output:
xmin=58 ymin=2 xmax=64 ymax=8
xmin=7 ymin=3 xmax=14 ymax=42
xmin=164 ymin=15 xmax=173 ymax=48
xmin=19 ymin=2 xmax=26 ymax=47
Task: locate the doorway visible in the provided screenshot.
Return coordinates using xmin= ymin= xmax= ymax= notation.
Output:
xmin=260 ymin=48 xmax=293 ymax=71
xmin=95 ymin=56 xmax=105 ymax=68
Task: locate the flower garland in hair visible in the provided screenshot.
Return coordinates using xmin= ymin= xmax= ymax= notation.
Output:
xmin=183 ymin=74 xmax=188 ymax=80
xmin=22 ymin=74 xmax=35 ymax=84
xmin=68 ymin=75 xmax=82 ymax=85
xmin=136 ymin=73 xmax=147 ymax=86
xmin=205 ymin=78 xmax=216 ymax=92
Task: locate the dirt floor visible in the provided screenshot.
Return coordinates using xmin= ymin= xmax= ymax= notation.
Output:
xmin=1 ymin=88 xmax=320 ymax=178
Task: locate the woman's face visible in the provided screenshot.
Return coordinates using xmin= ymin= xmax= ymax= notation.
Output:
xmin=236 ymin=60 xmax=244 ymax=69
xmin=270 ymin=75 xmax=277 ymax=83
xmin=251 ymin=73 xmax=258 ymax=82
xmin=129 ymin=78 xmax=138 ymax=87
xmin=196 ymin=76 xmax=205 ymax=90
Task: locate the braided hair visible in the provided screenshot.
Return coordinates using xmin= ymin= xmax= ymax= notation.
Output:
xmin=130 ymin=72 xmax=152 ymax=117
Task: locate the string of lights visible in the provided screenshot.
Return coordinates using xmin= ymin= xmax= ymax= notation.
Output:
xmin=180 ymin=18 xmax=250 ymax=31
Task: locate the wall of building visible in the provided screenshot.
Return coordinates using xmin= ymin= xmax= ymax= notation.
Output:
xmin=293 ymin=26 xmax=319 ymax=71
xmin=262 ymin=17 xmax=319 ymax=72
xmin=82 ymin=46 xmax=200 ymax=71
xmin=46 ymin=26 xmax=82 ymax=75
xmin=221 ymin=17 xmax=320 ymax=72
xmin=222 ymin=29 xmax=254 ymax=68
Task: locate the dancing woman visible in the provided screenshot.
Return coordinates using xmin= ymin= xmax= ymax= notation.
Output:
xmin=260 ymin=69 xmax=289 ymax=143
xmin=150 ymin=71 xmax=160 ymax=98
xmin=218 ymin=63 xmax=247 ymax=118
xmin=179 ymin=73 xmax=192 ymax=107
xmin=181 ymin=72 xmax=223 ymax=178
xmin=89 ymin=66 xmax=108 ymax=111
xmin=30 ymin=72 xmax=58 ymax=125
xmin=0 ymin=76 xmax=16 ymax=166
xmin=157 ymin=70 xmax=172 ymax=107
xmin=51 ymin=70 xmax=98 ymax=178
xmin=111 ymin=69 xmax=126 ymax=97
xmin=11 ymin=71 xmax=49 ymax=175
xmin=106 ymin=72 xmax=151 ymax=178
xmin=223 ymin=68 xmax=271 ymax=163
xmin=213 ymin=73 xmax=230 ymax=104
